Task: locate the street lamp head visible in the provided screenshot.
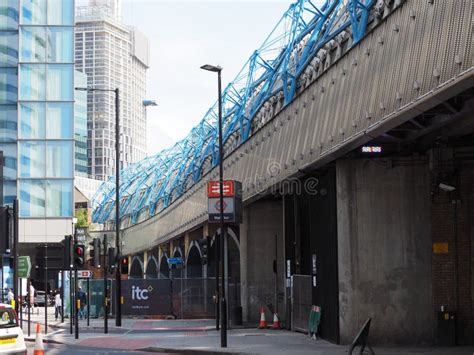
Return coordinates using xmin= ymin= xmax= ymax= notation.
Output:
xmin=75 ymin=86 xmax=116 ymax=92
xmin=200 ymin=64 xmax=222 ymax=73
xmin=143 ymin=100 xmax=158 ymax=107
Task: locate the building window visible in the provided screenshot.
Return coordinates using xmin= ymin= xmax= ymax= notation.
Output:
xmin=19 ymin=64 xmax=45 ymax=100
xmin=20 ymin=26 xmax=46 ymax=62
xmin=19 ymin=141 xmax=45 ymax=178
xmin=47 ymin=27 xmax=73 ymax=63
xmin=46 ymin=179 xmax=72 ymax=216
xmin=0 ymin=0 xmax=19 ymax=29
xmin=20 ymin=0 xmax=46 ymax=25
xmin=0 ymin=143 xmax=17 ymax=179
xmin=0 ymin=106 xmax=17 ymax=141
xmin=46 ymin=102 xmax=73 ymax=139
xmin=19 ymin=102 xmax=45 ymax=138
xmin=19 ymin=179 xmax=45 ymax=217
xmin=46 ymin=64 xmax=73 ymax=100
xmin=3 ymin=181 xmax=17 ymax=205
xmin=47 ymin=0 xmax=73 ymax=26
xmin=46 ymin=141 xmax=72 ymax=178
xmin=0 ymin=68 xmax=18 ymax=104
xmin=0 ymin=31 xmax=18 ymax=66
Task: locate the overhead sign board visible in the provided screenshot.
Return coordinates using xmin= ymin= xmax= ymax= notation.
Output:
xmin=18 ymin=256 xmax=31 ymax=279
xmin=77 ymin=270 xmax=93 ymax=278
xmin=361 ymin=146 xmax=382 ymax=153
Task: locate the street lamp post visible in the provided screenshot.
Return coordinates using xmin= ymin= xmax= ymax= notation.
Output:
xmin=75 ymin=86 xmax=122 ymax=326
xmin=200 ymin=64 xmax=227 ymax=348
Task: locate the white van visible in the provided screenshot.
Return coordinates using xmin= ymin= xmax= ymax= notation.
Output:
xmin=0 ymin=304 xmax=26 ymax=354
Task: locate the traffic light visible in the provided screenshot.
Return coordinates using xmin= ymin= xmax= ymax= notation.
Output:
xmin=108 ymin=247 xmax=117 ymax=270
xmin=74 ymin=244 xmax=85 ymax=268
xmin=63 ymin=235 xmax=72 ymax=268
xmin=89 ymin=238 xmax=101 ymax=268
xmin=120 ymin=257 xmax=129 ymax=275
xmin=198 ymin=236 xmax=210 ymax=264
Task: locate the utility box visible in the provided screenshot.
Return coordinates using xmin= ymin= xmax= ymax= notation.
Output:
xmin=437 ymin=311 xmax=456 ymax=346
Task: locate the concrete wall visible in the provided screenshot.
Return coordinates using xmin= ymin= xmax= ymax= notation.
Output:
xmin=337 ymin=158 xmax=432 ymax=345
xmin=19 ymin=218 xmax=73 ymax=243
xmin=241 ymin=198 xmax=285 ymax=324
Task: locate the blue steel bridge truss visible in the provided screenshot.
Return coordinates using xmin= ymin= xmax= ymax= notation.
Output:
xmin=93 ymin=0 xmax=378 ymax=225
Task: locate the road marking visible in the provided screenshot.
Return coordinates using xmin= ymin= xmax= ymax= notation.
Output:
xmin=45 ymin=329 xmax=64 ymax=336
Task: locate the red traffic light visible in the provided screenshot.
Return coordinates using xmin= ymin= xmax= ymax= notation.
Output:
xmin=120 ymin=257 xmax=129 ymax=275
xmin=74 ymin=244 xmax=85 ymax=267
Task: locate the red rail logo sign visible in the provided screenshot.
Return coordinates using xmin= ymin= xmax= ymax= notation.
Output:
xmin=207 ymin=180 xmax=235 ymax=197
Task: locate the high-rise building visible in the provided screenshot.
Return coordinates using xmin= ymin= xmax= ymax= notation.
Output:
xmin=74 ymin=70 xmax=88 ymax=177
xmin=0 ymin=0 xmax=75 ymax=236
xmin=75 ymin=0 xmax=149 ymax=180
xmin=0 ymin=0 xmax=75 ymax=288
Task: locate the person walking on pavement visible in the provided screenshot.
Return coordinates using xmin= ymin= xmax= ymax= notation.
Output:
xmin=6 ymin=288 xmax=14 ymax=306
xmin=76 ymin=287 xmax=87 ymax=319
xmin=29 ymin=283 xmax=35 ymax=313
xmin=54 ymin=291 xmax=62 ymax=320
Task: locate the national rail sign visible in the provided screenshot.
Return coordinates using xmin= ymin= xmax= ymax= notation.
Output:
xmin=207 ymin=180 xmax=236 ymax=198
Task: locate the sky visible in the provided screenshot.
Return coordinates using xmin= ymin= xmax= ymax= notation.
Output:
xmin=121 ymin=0 xmax=295 ymax=155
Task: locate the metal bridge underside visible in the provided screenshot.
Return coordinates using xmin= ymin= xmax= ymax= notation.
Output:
xmin=93 ymin=0 xmax=473 ymax=255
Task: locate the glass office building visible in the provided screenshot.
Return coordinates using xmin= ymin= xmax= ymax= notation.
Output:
xmin=0 ymin=0 xmax=74 ymax=243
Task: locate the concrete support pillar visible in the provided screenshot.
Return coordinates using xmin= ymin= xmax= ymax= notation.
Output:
xmin=158 ymin=246 xmax=163 ymax=264
xmin=143 ymin=251 xmax=148 ymax=278
xmin=184 ymin=233 xmax=190 ymax=263
xmin=337 ymin=158 xmax=432 ymax=344
xmin=245 ymin=199 xmax=283 ymax=324
xmin=240 ymin=208 xmax=249 ymax=322
xmin=170 ymin=240 xmax=174 ymax=257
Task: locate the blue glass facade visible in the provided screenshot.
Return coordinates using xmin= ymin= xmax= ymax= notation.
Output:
xmin=0 ymin=0 xmax=74 ymax=216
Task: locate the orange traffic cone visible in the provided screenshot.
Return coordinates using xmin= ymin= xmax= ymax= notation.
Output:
xmin=34 ymin=323 xmax=45 ymax=355
xmin=271 ymin=313 xmax=281 ymax=329
xmin=258 ymin=307 xmax=267 ymax=329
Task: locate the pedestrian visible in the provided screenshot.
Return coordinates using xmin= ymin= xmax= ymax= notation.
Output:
xmin=76 ymin=287 xmax=87 ymax=319
xmin=6 ymin=288 xmax=13 ymax=306
xmin=54 ymin=291 xmax=62 ymax=321
xmin=29 ymin=283 xmax=35 ymax=313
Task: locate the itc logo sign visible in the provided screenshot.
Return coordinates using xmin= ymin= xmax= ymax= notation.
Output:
xmin=132 ymin=285 xmax=153 ymax=300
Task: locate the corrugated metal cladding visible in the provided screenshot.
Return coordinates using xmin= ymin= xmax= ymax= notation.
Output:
xmin=117 ymin=0 xmax=473 ymax=255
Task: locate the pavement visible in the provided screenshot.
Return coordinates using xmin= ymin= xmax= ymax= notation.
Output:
xmin=19 ymin=307 xmax=474 ymax=354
